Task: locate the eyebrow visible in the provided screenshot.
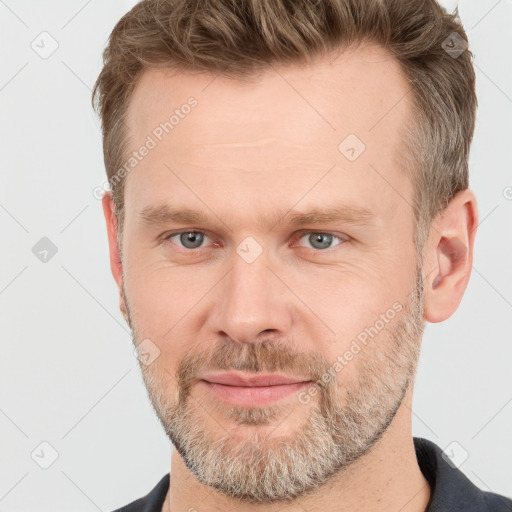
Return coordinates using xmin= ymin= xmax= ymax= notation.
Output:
xmin=138 ymin=203 xmax=377 ymax=230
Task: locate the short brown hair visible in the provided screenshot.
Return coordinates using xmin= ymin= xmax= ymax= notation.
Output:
xmin=92 ymin=0 xmax=477 ymax=261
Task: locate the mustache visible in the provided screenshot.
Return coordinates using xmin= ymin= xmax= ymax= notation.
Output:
xmin=175 ymin=339 xmax=333 ymax=400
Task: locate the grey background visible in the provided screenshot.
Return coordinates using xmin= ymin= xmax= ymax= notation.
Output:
xmin=1 ymin=0 xmax=511 ymax=510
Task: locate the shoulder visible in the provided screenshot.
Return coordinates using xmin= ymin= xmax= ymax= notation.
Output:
xmin=110 ymin=473 xmax=170 ymax=512
xmin=482 ymin=490 xmax=512 ymax=512
xmin=414 ymin=437 xmax=512 ymax=512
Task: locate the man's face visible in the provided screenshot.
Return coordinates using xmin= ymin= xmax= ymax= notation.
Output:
xmin=116 ymin=44 xmax=426 ymax=503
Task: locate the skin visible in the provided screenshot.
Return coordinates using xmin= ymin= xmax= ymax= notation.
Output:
xmin=102 ymin=43 xmax=478 ymax=512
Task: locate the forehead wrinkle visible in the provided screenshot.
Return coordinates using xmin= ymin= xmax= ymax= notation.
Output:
xmin=190 ymin=138 xmax=323 ymax=150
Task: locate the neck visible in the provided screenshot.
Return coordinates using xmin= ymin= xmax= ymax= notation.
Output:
xmin=162 ymin=385 xmax=430 ymax=512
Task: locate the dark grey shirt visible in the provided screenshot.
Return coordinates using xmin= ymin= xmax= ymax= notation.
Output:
xmin=112 ymin=437 xmax=512 ymax=511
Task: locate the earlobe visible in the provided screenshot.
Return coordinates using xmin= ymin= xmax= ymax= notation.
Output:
xmin=422 ymin=189 xmax=478 ymax=323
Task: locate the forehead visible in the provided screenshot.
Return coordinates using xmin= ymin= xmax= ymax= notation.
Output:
xmin=123 ymin=43 xmax=414 ymax=230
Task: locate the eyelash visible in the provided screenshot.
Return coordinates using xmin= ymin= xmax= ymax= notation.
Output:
xmin=162 ymin=230 xmax=346 ymax=252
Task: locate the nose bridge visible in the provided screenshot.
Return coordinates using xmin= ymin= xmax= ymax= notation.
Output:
xmin=211 ymin=242 xmax=292 ymax=344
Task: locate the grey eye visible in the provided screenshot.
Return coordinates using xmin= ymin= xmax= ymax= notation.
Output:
xmin=299 ymin=232 xmax=342 ymax=250
xmin=178 ymin=231 xmax=205 ymax=249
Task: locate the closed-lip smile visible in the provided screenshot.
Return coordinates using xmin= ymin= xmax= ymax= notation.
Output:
xmin=199 ymin=372 xmax=312 ymax=406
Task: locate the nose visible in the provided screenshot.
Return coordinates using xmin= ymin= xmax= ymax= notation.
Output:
xmin=207 ymin=247 xmax=293 ymax=345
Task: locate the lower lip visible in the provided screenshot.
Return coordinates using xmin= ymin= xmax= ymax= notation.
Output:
xmin=200 ymin=380 xmax=312 ymax=406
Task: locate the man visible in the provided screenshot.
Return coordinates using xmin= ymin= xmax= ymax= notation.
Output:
xmin=92 ymin=0 xmax=512 ymax=511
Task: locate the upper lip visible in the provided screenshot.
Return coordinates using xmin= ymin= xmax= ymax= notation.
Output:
xmin=201 ymin=372 xmax=311 ymax=387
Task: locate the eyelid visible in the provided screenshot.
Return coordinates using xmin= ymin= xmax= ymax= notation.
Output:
xmin=292 ymin=230 xmax=347 ymax=250
xmin=163 ymin=229 xmax=213 ymax=250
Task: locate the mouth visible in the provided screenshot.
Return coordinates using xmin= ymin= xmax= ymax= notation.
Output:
xmin=199 ymin=372 xmax=313 ymax=406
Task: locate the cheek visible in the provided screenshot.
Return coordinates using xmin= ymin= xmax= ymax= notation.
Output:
xmin=141 ymin=358 xmax=180 ymax=406
xmin=124 ymin=243 xmax=187 ymax=295
xmin=297 ymin=258 xmax=404 ymax=323
xmin=123 ymin=259 xmax=217 ymax=363
xmin=299 ymin=259 xmax=413 ymax=365
xmin=122 ymin=232 xmax=416 ymax=355
xmin=123 ymin=264 xmax=180 ymax=337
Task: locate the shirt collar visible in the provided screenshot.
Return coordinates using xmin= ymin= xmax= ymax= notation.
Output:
xmin=414 ymin=436 xmax=499 ymax=511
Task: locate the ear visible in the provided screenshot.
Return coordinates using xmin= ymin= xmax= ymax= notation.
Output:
xmin=422 ymin=188 xmax=478 ymax=323
xmin=102 ymin=192 xmax=129 ymax=325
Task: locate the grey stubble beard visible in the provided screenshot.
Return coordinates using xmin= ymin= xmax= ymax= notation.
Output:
xmin=124 ymin=262 xmax=425 ymax=504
